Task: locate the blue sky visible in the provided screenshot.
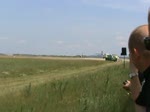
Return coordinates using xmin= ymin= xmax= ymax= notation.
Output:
xmin=0 ymin=0 xmax=149 ymax=56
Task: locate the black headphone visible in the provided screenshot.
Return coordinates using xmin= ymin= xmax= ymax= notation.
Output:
xmin=144 ymin=37 xmax=150 ymax=50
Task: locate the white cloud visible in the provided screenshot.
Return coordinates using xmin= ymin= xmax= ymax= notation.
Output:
xmin=0 ymin=37 xmax=9 ymax=40
xmin=116 ymin=36 xmax=126 ymax=41
xmin=140 ymin=0 xmax=150 ymax=3
xmin=17 ymin=40 xmax=27 ymax=44
xmin=120 ymin=42 xmax=127 ymax=46
xmin=115 ymin=35 xmax=128 ymax=47
xmin=56 ymin=41 xmax=65 ymax=44
xmin=80 ymin=0 xmax=149 ymax=13
xmin=68 ymin=44 xmax=81 ymax=49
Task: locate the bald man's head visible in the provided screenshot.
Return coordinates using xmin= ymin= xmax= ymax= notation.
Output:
xmin=128 ymin=25 xmax=150 ymax=58
xmin=128 ymin=9 xmax=150 ymax=71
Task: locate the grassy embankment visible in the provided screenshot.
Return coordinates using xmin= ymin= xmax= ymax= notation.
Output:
xmin=0 ymin=57 xmax=134 ymax=112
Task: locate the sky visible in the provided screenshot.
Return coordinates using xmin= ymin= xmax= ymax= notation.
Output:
xmin=0 ymin=0 xmax=149 ymax=56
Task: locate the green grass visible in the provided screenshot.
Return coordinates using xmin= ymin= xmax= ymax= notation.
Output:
xmin=0 ymin=57 xmax=135 ymax=112
xmin=0 ymin=57 xmax=108 ymax=78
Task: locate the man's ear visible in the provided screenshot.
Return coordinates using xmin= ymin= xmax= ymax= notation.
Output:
xmin=133 ymin=48 xmax=140 ymax=59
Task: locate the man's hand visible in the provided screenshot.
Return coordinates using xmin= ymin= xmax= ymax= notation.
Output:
xmin=123 ymin=80 xmax=131 ymax=91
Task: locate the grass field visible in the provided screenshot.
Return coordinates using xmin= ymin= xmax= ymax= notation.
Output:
xmin=0 ymin=57 xmax=135 ymax=112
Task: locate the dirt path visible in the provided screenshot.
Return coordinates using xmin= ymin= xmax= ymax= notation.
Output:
xmin=0 ymin=61 xmax=121 ymax=96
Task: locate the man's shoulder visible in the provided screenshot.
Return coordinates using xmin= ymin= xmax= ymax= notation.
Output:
xmin=136 ymin=74 xmax=150 ymax=107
